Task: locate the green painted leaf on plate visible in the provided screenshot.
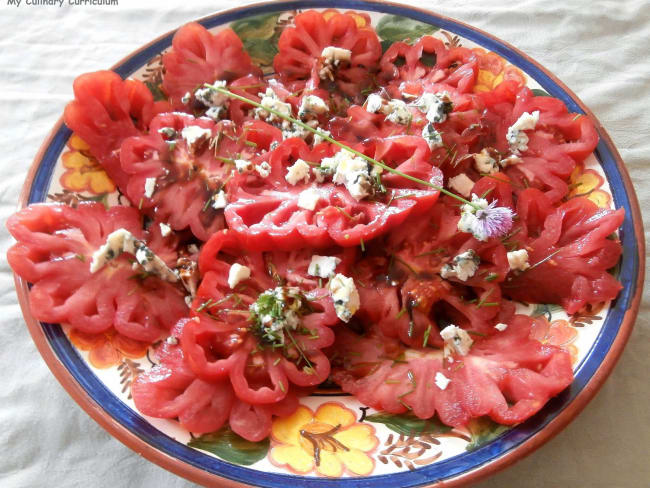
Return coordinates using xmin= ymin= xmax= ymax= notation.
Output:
xmin=531 ymin=303 xmax=563 ymax=320
xmin=365 ymin=412 xmax=452 ymax=435
xmin=242 ymin=38 xmax=279 ymax=66
xmin=188 ymin=426 xmax=269 ymax=466
xmin=231 ymin=13 xmax=280 ymax=40
xmin=144 ymin=80 xmax=167 ymax=102
xmin=376 ymin=15 xmax=439 ymax=44
xmin=465 ymin=417 xmax=510 ymax=451
xmin=531 ymin=88 xmax=551 ymax=97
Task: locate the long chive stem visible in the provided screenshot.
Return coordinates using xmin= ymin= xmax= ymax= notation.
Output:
xmin=209 ymin=85 xmax=480 ymax=209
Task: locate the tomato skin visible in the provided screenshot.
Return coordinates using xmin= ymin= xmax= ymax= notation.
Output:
xmin=7 ymin=203 xmax=187 ymax=342
xmin=274 ymin=9 xmax=381 ymax=98
xmin=506 ymin=197 xmax=624 ymax=313
xmin=332 ymin=314 xmax=573 ymax=427
xmin=162 ymin=23 xmax=261 ymax=107
xmin=63 ymin=71 xmax=169 ymax=193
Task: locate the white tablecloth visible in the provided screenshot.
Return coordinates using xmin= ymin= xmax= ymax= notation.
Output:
xmin=0 ymin=1 xmax=648 ymax=486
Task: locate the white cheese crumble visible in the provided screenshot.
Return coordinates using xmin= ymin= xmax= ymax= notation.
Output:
xmin=159 ymin=223 xmax=172 ymax=237
xmin=205 ymin=106 xmax=225 ymax=121
xmin=180 ymin=91 xmax=191 ymax=105
xmin=297 ymin=187 xmax=321 ymax=211
xmin=194 ymin=80 xmax=227 ymax=108
xmin=448 ymin=173 xmax=474 ymax=198
xmin=434 ymin=371 xmax=451 ymax=390
xmin=500 ymin=154 xmax=523 ymax=168
xmin=422 ymin=123 xmax=443 ymax=150
xmin=143 ymin=177 xmax=156 ymax=198
xmin=285 ymin=159 xmax=311 ymax=185
xmin=440 ymin=324 xmax=474 ymax=356
xmin=181 ymin=126 xmax=212 ymax=153
xmin=321 ymin=149 xmax=381 ymax=200
xmin=228 ymin=263 xmax=251 ymax=289
xmin=299 ymin=95 xmax=329 ymax=118
xmin=313 ymin=128 xmax=330 ymax=146
xmin=507 ymin=249 xmax=530 ymax=271
xmin=255 ymin=88 xmax=293 ymax=127
xmin=89 ymin=228 xmax=178 ymax=283
xmin=506 ymin=110 xmax=539 ymax=154
xmin=321 ymin=46 xmax=352 ymax=63
xmin=329 ymin=273 xmax=360 ymax=322
xmin=494 ymin=322 xmax=508 ymax=332
xmin=440 ymin=249 xmax=480 ymax=282
xmin=457 ymin=194 xmax=495 ymax=241
xmin=365 ymin=93 xmax=384 ymax=113
xmin=211 ymin=190 xmax=227 ymax=209
xmin=255 ymin=161 xmax=272 ymax=178
xmin=235 ymin=159 xmax=253 ymax=173
xmin=383 ymin=99 xmax=412 ymax=125
xmin=473 ymin=148 xmax=499 ymax=175
xmin=411 ymin=92 xmax=453 ymax=124
xmin=308 ymin=255 xmax=341 ymax=278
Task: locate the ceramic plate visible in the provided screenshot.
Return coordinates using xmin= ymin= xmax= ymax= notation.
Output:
xmin=14 ymin=1 xmax=644 ymax=487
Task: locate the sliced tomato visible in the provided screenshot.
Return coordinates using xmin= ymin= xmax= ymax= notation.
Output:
xmin=162 ymin=23 xmax=261 ymax=107
xmin=225 ymin=137 xmax=442 ymax=251
xmin=274 ymin=9 xmax=381 ymax=98
xmin=331 ymin=314 xmax=573 ymax=427
xmin=505 ymin=197 xmax=624 ymax=313
xmin=63 ymin=71 xmax=170 ymax=192
xmin=120 ymin=112 xmax=282 ymax=241
xmin=7 ymin=203 xmax=187 ymax=342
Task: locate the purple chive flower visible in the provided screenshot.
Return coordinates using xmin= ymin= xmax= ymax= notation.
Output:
xmin=458 ymin=194 xmax=514 ymax=241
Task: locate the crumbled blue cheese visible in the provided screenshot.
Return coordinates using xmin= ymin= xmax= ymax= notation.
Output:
xmin=365 ymin=93 xmax=384 ymax=113
xmin=299 ymin=95 xmax=329 ymax=118
xmin=255 ymin=88 xmax=293 ymax=128
xmin=440 ymin=324 xmax=474 ymax=356
xmin=204 ymin=106 xmax=226 ymax=121
xmin=228 ymin=263 xmax=251 ymax=289
xmin=313 ymin=128 xmax=330 ymax=146
xmin=308 ymin=255 xmax=341 ymax=278
xmin=159 ymin=223 xmax=172 ymax=237
xmin=440 ymin=249 xmax=480 ymax=282
xmin=255 ymin=162 xmax=271 ymax=178
xmin=157 ymin=127 xmax=177 ymax=139
xmin=500 ymin=154 xmax=523 ymax=168
xmin=282 ymin=124 xmax=310 ymax=141
xmin=507 ymin=249 xmax=530 ymax=271
xmin=194 ymin=80 xmax=227 ymax=108
xmin=422 ymin=123 xmax=443 ymax=150
xmin=181 ymin=126 xmax=212 ymax=153
xmin=447 ymin=173 xmax=474 ymax=198
xmin=411 ymin=92 xmax=453 ymax=124
xmin=235 ymin=159 xmax=253 ymax=173
xmin=434 ymin=371 xmax=451 ymax=390
xmin=321 ymin=149 xmax=381 ymax=200
xmin=494 ymin=322 xmax=508 ymax=332
xmin=321 ymin=46 xmax=352 ymax=63
xmin=329 ymin=273 xmax=360 ymax=322
xmin=89 ymin=228 xmax=178 ymax=283
xmin=473 ymin=148 xmax=500 ymax=175
xmin=285 ymin=159 xmax=311 ymax=185
xmin=144 ymin=177 xmax=156 ymax=198
xmin=506 ymin=110 xmax=539 ymax=154
xmin=383 ymin=99 xmax=412 ymax=125
xmin=297 ymin=187 xmax=321 ymax=211
xmin=211 ymin=190 xmax=227 ymax=209
xmin=250 ymin=286 xmax=304 ymax=345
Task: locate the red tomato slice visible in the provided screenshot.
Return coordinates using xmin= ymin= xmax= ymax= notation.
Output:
xmin=7 ymin=203 xmax=187 ymax=342
xmin=63 ymin=71 xmax=170 ymax=192
xmin=162 ymin=23 xmax=261 ymax=107
xmin=505 ymin=197 xmax=624 ymax=313
xmin=274 ymin=9 xmax=381 ymax=98
xmin=331 ymin=314 xmax=573 ymax=427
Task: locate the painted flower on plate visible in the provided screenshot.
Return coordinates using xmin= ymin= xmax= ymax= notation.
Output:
xmin=472 ymin=48 xmax=527 ymax=93
xmin=68 ymin=328 xmax=149 ymax=369
xmin=569 ymin=164 xmax=611 ymax=208
xmin=60 ymin=134 xmax=115 ymax=194
xmin=269 ymin=402 xmax=379 ymax=477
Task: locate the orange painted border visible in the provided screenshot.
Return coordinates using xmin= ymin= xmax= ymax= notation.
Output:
xmin=12 ymin=1 xmax=645 ymax=487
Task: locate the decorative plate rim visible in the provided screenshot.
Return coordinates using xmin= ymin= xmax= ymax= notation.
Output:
xmin=13 ymin=1 xmax=645 ymax=487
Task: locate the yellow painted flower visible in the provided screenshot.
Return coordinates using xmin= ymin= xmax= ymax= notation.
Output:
xmin=68 ymin=328 xmax=149 ymax=369
xmin=322 ymin=9 xmax=371 ymax=30
xmin=60 ymin=134 xmax=115 ymax=194
xmin=531 ymin=318 xmax=579 ymax=365
xmin=269 ymin=402 xmax=379 ymax=477
xmin=569 ymin=164 xmax=611 ymax=208
xmin=472 ymin=48 xmax=527 ymax=93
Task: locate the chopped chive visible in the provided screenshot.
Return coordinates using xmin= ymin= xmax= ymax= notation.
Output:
xmin=467 ymin=330 xmax=487 ymax=337
xmin=74 ymin=254 xmax=86 ymax=262
xmin=396 ymin=307 xmax=407 ymax=320
xmin=360 ymin=238 xmax=365 ymax=252
xmin=385 ymin=379 xmax=401 ymax=384
xmin=476 ymin=288 xmax=495 ymax=308
xmin=415 ymin=248 xmax=446 ymax=258
xmin=273 ymin=357 xmax=281 ymax=366
xmin=195 ymin=298 xmax=214 ymax=312
xmin=216 ymin=156 xmax=235 ymax=164
xmin=393 ymin=193 xmax=417 ymax=200
xmin=527 ymin=249 xmax=562 ymax=270
xmin=422 ymin=324 xmax=432 ymax=347
xmin=485 ymin=272 xmax=499 ymax=282
xmin=480 ymin=187 xmax=494 ymax=199
xmin=138 ymin=198 xmax=143 ymax=210
xmin=278 ymin=380 xmax=285 ymax=393
xmin=334 ymin=206 xmax=353 ymax=220
xmin=244 ymin=140 xmax=257 ymax=147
